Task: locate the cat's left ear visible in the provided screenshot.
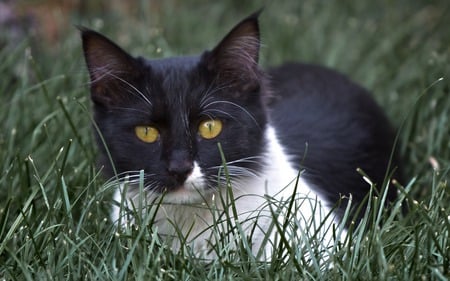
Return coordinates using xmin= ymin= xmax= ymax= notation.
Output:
xmin=79 ymin=27 xmax=140 ymax=107
xmin=202 ymin=11 xmax=263 ymax=91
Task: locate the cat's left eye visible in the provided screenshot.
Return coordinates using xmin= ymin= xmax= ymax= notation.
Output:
xmin=135 ymin=126 xmax=159 ymax=143
xmin=198 ymin=119 xmax=222 ymax=139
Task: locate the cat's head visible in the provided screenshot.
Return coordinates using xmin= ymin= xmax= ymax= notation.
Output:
xmin=81 ymin=12 xmax=270 ymax=203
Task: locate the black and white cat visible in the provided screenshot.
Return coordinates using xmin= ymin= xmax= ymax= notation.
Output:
xmin=81 ymin=12 xmax=401 ymax=257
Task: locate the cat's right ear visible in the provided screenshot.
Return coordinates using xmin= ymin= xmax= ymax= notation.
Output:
xmin=79 ymin=27 xmax=139 ymax=107
xmin=201 ymin=11 xmax=263 ymax=92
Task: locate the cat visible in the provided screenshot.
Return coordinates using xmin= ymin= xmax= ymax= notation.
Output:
xmin=80 ymin=11 xmax=401 ymax=258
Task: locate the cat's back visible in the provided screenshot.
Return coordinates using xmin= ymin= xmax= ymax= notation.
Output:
xmin=267 ymin=63 xmax=400 ymax=215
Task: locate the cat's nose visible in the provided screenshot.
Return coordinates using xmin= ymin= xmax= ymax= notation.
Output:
xmin=168 ymin=151 xmax=194 ymax=184
xmin=168 ymin=161 xmax=194 ymax=183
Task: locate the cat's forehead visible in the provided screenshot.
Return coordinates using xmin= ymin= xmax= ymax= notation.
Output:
xmin=143 ymin=55 xmax=200 ymax=73
xmin=144 ymin=55 xmax=204 ymax=90
xmin=142 ymin=55 xmax=208 ymax=102
xmin=139 ymin=55 xmax=208 ymax=113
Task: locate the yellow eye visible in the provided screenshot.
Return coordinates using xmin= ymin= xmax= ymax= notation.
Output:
xmin=198 ymin=119 xmax=223 ymax=139
xmin=135 ymin=126 xmax=159 ymax=143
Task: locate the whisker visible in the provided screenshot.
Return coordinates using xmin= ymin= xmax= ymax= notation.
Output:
xmin=199 ymin=82 xmax=232 ymax=108
xmin=202 ymin=108 xmax=239 ymax=122
xmin=203 ymin=100 xmax=260 ymax=128
xmin=224 ymin=155 xmax=265 ymax=165
xmin=110 ymin=106 xmax=150 ymax=115
xmin=207 ymin=162 xmax=261 ymax=185
xmin=120 ymin=82 xmax=153 ymax=109
xmin=209 ymin=156 xmax=265 ymax=171
xmin=90 ymin=69 xmax=153 ymax=108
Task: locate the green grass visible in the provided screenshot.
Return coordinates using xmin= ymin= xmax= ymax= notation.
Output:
xmin=1 ymin=0 xmax=449 ymax=279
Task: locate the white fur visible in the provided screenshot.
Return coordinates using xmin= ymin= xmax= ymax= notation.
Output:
xmin=111 ymin=125 xmax=346 ymax=259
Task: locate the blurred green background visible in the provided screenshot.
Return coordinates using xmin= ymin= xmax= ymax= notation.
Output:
xmin=0 ymin=1 xmax=449 ymax=278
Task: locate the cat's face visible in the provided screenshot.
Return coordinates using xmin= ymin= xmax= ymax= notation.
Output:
xmin=81 ymin=13 xmax=270 ymax=203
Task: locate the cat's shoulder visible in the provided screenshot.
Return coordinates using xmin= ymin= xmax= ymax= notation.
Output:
xmin=267 ymin=62 xmax=369 ymax=102
xmin=266 ymin=62 xmax=388 ymax=124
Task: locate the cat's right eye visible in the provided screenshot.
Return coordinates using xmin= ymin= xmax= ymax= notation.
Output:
xmin=135 ymin=126 xmax=159 ymax=143
xmin=198 ymin=119 xmax=223 ymax=139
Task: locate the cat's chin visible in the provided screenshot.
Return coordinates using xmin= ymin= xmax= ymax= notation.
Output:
xmin=161 ymin=185 xmax=213 ymax=205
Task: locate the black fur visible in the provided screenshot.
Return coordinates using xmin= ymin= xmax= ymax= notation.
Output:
xmin=268 ymin=63 xmax=402 ymax=217
xmin=80 ymin=12 xmax=401 ymax=219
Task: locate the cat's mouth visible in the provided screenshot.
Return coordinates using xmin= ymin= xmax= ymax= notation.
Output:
xmin=159 ymin=162 xmax=209 ymax=204
xmin=161 ymin=182 xmax=210 ymax=204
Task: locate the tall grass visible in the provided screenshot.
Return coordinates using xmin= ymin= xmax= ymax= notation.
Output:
xmin=1 ymin=0 xmax=449 ymax=279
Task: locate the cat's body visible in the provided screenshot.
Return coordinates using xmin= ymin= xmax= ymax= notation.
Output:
xmin=268 ymin=63 xmax=399 ymax=219
xmin=81 ymin=12 xmax=400 ymax=257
